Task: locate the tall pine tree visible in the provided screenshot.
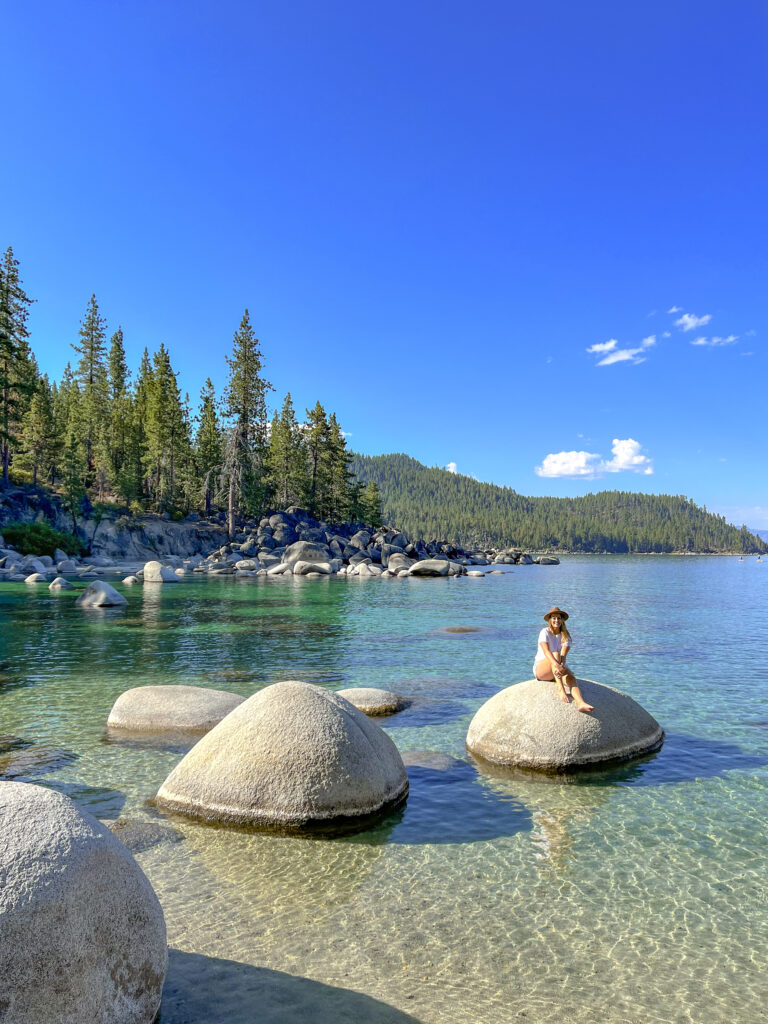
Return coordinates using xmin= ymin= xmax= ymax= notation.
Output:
xmin=0 ymin=247 xmax=34 ymax=487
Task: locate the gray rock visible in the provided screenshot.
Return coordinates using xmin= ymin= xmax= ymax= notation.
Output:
xmin=57 ymin=559 xmax=78 ymax=573
xmin=235 ymin=558 xmax=260 ymax=571
xmin=467 ymin=570 xmax=485 ymax=577
xmin=336 ymin=687 xmax=407 ymax=715
xmin=283 ymin=540 xmax=332 ymax=565
xmin=53 ymin=547 xmax=69 ymax=563
xmin=24 ymin=573 xmax=47 ymax=584
xmin=466 ymin=678 xmax=664 ymax=771
xmin=22 ymin=556 xmax=48 ymax=574
xmin=143 ymin=559 xmax=181 ymax=583
xmin=123 ymin=575 xmax=139 ymax=585
xmin=155 ymin=680 xmax=409 ymax=831
xmin=48 ymin=576 xmax=74 ymax=590
xmin=76 ymin=580 xmax=128 ymax=608
xmin=409 ymin=558 xmax=450 ymax=577
xmin=108 ymin=684 xmax=245 ymax=734
xmin=387 ymin=552 xmax=415 ymax=573
xmin=0 ymin=782 xmax=167 ymax=1024
xmin=348 ymin=529 xmax=371 ymax=550
xmin=537 ymin=555 xmax=560 ymax=565
xmin=292 ymin=560 xmax=332 ymax=575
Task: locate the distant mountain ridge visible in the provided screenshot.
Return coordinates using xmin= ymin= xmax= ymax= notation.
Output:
xmin=350 ymin=453 xmax=767 ymax=554
xmin=751 ymin=528 xmax=768 ymax=543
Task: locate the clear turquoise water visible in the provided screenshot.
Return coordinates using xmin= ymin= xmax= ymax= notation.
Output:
xmin=2 ymin=557 xmax=767 ymax=1023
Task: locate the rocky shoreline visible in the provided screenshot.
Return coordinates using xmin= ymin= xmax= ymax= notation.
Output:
xmin=0 ymin=494 xmax=558 ymax=582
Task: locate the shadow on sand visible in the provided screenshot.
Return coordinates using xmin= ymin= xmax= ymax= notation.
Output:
xmin=160 ymin=949 xmax=423 ymax=1024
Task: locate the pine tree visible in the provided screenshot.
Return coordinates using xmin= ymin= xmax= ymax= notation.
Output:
xmin=0 ymin=247 xmax=34 ymax=487
xmin=324 ymin=413 xmax=353 ymax=522
xmin=143 ymin=344 xmax=190 ymax=512
xmin=194 ymin=378 xmax=222 ymax=515
xmin=266 ymin=393 xmax=308 ymax=509
xmin=223 ymin=310 xmax=271 ymax=518
xmin=304 ymin=401 xmax=329 ymax=517
xmin=18 ymin=375 xmax=56 ymax=486
xmin=71 ymin=294 xmax=108 ymax=485
xmin=360 ymin=480 xmax=383 ymax=527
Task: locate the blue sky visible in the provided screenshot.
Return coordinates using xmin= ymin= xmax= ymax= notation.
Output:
xmin=2 ymin=2 xmax=766 ymax=525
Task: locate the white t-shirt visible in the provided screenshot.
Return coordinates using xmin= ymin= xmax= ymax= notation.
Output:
xmin=534 ymin=626 xmax=571 ymax=667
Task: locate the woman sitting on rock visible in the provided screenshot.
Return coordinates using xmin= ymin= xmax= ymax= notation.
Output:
xmin=534 ymin=607 xmax=594 ymax=713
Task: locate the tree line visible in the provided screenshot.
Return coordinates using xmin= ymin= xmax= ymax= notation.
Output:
xmin=349 ymin=453 xmax=768 ymax=554
xmin=0 ymin=247 xmax=383 ymax=532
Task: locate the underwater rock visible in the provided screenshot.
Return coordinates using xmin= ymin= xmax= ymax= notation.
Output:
xmin=335 ymin=687 xmax=408 ymax=715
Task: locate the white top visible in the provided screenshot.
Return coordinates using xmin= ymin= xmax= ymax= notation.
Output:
xmin=534 ymin=626 xmax=571 ymax=666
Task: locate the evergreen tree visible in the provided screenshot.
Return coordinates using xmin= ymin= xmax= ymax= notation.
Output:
xmin=360 ymin=480 xmax=383 ymax=528
xmin=107 ymin=327 xmax=129 ymax=399
xmin=143 ymin=344 xmax=190 ymax=512
xmin=0 ymin=247 xmax=34 ymax=487
xmin=71 ymin=294 xmax=108 ymax=484
xmin=194 ymin=379 xmax=221 ymax=514
xmin=18 ymin=375 xmax=57 ymax=486
xmin=266 ymin=393 xmax=308 ymax=509
xmin=304 ymin=401 xmax=329 ymax=517
xmin=223 ymin=310 xmax=271 ymax=517
xmin=324 ymin=413 xmax=353 ymax=522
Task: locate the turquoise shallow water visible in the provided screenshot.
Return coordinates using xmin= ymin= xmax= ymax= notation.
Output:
xmin=2 ymin=557 xmax=768 ymax=1023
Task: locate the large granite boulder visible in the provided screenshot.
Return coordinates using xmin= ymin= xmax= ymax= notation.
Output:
xmin=409 ymin=558 xmax=450 ymax=577
xmin=143 ymin=559 xmax=180 ymax=583
xmin=155 ymin=680 xmax=408 ymax=831
xmin=282 ymin=540 xmax=331 ymax=566
xmin=0 ymin=782 xmax=167 ymax=1024
xmin=466 ymin=678 xmax=664 ymax=771
xmin=108 ymin=684 xmax=245 ymax=735
xmin=76 ymin=580 xmax=128 ymax=607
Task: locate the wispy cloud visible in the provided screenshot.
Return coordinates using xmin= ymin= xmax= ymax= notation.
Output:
xmin=445 ymin=461 xmax=458 ymax=474
xmin=535 ymin=438 xmax=653 ymax=479
xmin=746 ymin=329 xmax=756 ymax=337
xmin=690 ymin=335 xmax=738 ymax=347
xmin=668 ymin=306 xmax=682 ymax=313
xmin=675 ymin=312 xmax=712 ymax=332
xmin=587 ymin=335 xmax=655 ymax=367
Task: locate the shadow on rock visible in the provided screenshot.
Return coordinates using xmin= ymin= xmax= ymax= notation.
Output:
xmin=348 ymin=755 xmax=531 ymax=846
xmin=160 ymin=949 xmax=424 ymax=1024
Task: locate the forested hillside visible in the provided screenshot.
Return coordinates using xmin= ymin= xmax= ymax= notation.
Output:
xmin=349 ymin=453 xmax=766 ymax=554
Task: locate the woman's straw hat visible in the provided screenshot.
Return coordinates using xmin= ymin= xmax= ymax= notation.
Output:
xmin=543 ymin=606 xmax=569 ymax=622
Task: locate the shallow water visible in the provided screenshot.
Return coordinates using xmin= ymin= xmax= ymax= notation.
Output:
xmin=1 ymin=556 xmax=767 ymax=1023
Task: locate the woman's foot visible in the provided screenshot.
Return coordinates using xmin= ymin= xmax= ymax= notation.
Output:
xmin=575 ymin=701 xmax=594 ymax=713
xmin=557 ymin=687 xmax=572 ymax=703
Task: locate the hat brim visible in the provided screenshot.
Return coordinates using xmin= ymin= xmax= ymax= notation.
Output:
xmin=543 ymin=610 xmax=569 ymax=621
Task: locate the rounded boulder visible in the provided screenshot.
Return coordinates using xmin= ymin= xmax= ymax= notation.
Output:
xmin=143 ymin=560 xmax=180 ymax=583
xmin=336 ymin=687 xmax=407 ymax=716
xmin=155 ymin=680 xmax=409 ymax=832
xmin=466 ymin=678 xmax=664 ymax=771
xmin=0 ymin=782 xmax=167 ymax=1024
xmin=108 ymin=684 xmax=245 ymax=735
xmin=76 ymin=580 xmax=128 ymax=607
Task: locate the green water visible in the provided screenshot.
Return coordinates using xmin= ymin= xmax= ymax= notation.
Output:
xmin=2 ymin=557 xmax=767 ymax=1023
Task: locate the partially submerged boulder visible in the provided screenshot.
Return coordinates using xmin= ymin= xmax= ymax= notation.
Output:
xmin=466 ymin=678 xmax=664 ymax=772
xmin=48 ymin=576 xmax=73 ymax=591
xmin=409 ymin=559 xmax=450 ymax=577
xmin=336 ymin=687 xmax=408 ymax=716
xmin=76 ymin=580 xmax=128 ymax=608
xmin=0 ymin=782 xmax=167 ymax=1024
xmin=143 ymin=559 xmax=180 ymax=583
xmin=155 ymin=680 xmax=408 ymax=832
xmin=108 ymin=684 xmax=245 ymax=735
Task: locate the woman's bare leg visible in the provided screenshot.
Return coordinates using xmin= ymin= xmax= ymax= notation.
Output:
xmin=564 ymin=672 xmax=594 ymax=712
xmin=535 ymin=663 xmax=571 ymax=702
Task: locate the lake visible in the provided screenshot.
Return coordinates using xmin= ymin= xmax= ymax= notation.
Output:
xmin=1 ymin=555 xmax=767 ymax=1024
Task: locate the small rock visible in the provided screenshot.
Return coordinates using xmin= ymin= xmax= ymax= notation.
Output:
xmin=76 ymin=581 xmax=128 ymax=608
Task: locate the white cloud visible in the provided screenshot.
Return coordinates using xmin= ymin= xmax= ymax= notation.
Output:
xmin=445 ymin=462 xmax=458 ymax=474
xmin=690 ymin=335 xmax=737 ymax=347
xmin=675 ymin=312 xmax=712 ymax=332
xmin=603 ymin=438 xmax=653 ymax=475
xmin=341 ymin=430 xmax=353 ymax=437
xmin=535 ymin=450 xmax=604 ymax=479
xmin=586 ymin=339 xmax=618 ymax=354
xmin=589 ymin=334 xmax=655 ymax=367
xmin=536 ymin=438 xmax=653 ymax=478
xmin=668 ymin=306 xmax=682 ymax=313
xmin=662 ymin=331 xmax=671 ymax=338
xmin=746 ymin=329 xmax=756 ymax=337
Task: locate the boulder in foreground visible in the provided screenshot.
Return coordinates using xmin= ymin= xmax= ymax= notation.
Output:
xmin=336 ymin=687 xmax=407 ymax=715
xmin=76 ymin=580 xmax=128 ymax=607
xmin=466 ymin=678 xmax=664 ymax=771
xmin=108 ymin=684 xmax=245 ymax=734
xmin=0 ymin=782 xmax=167 ymax=1024
xmin=155 ymin=680 xmax=408 ymax=832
